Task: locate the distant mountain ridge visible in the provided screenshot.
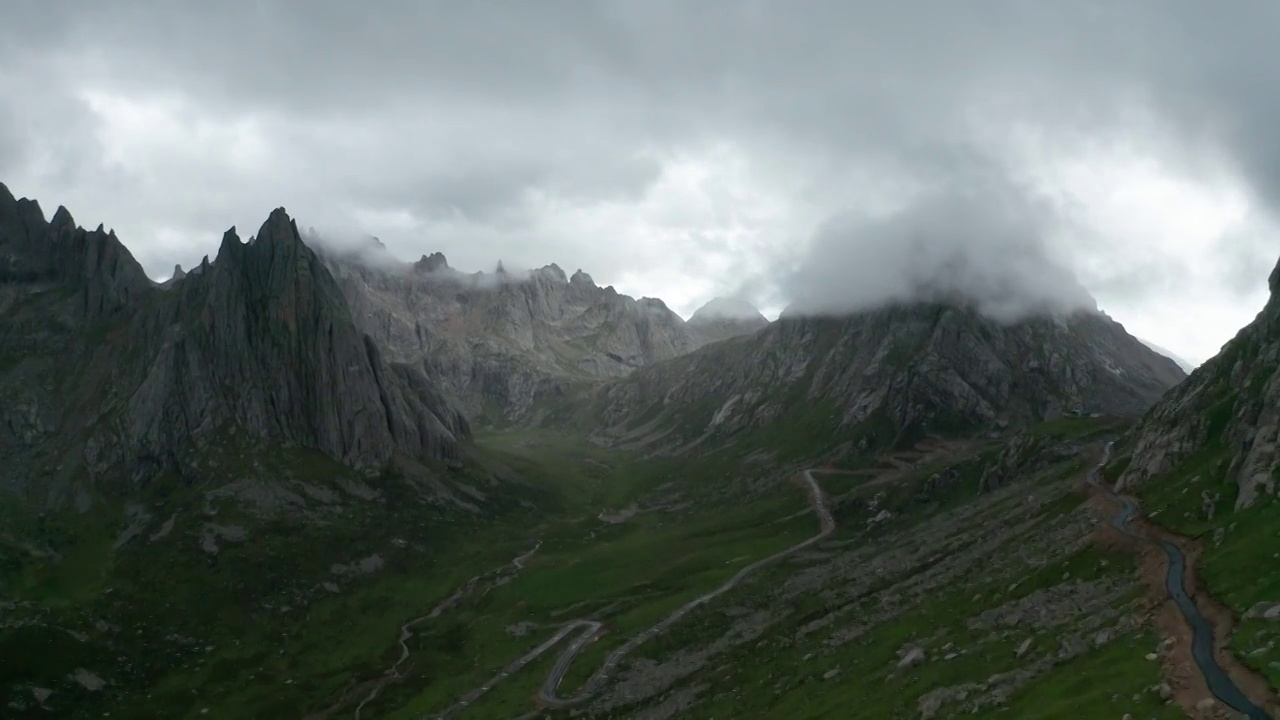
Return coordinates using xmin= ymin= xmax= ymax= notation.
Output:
xmin=317 ymin=245 xmax=766 ymax=422
xmin=570 ymin=300 xmax=1186 ymax=453
xmin=1136 ymin=337 xmax=1198 ymax=373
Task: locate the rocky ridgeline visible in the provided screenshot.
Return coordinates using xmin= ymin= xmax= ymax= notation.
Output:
xmin=1119 ymin=255 xmax=1280 ymax=510
xmin=318 ymin=244 xmax=766 ymax=422
xmin=0 ymin=183 xmax=468 ymax=500
xmin=587 ymin=302 xmax=1186 ymax=452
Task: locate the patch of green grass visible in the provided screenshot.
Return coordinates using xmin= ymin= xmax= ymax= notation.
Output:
xmin=1028 ymin=415 xmax=1130 ymax=440
xmin=666 ymin=525 xmax=1147 ymax=720
xmin=1133 ymin=430 xmax=1280 ymax=691
xmin=1001 ymin=631 xmax=1183 ymax=719
xmin=4 ymin=418 xmax=1199 ymax=720
xmin=1137 ymin=438 xmax=1236 ymax=539
xmin=1233 ymin=617 xmax=1280 ymax=691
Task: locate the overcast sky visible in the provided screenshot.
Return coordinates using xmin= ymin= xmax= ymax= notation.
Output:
xmin=3 ymin=1 xmax=1279 ymax=365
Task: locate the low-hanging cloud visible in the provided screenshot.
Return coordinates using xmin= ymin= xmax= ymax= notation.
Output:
xmin=2 ymin=1 xmax=1280 ymax=361
xmin=783 ymin=186 xmax=1097 ymax=322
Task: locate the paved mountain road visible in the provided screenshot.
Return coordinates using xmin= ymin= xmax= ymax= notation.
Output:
xmin=1089 ymin=443 xmax=1272 ymax=720
xmin=430 ymin=470 xmax=835 ymax=719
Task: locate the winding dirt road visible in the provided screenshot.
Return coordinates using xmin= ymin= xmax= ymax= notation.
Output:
xmin=429 ymin=470 xmax=835 ymax=719
xmin=343 ymin=542 xmax=542 ymax=720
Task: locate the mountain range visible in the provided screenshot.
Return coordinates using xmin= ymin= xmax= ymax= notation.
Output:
xmin=316 ymin=242 xmax=766 ymax=423
xmin=6 ymin=182 xmax=1280 ymax=719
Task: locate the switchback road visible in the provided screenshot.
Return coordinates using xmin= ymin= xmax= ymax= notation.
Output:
xmin=430 ymin=470 xmax=834 ymax=718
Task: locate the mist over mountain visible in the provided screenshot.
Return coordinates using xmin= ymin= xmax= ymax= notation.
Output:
xmin=783 ymin=191 xmax=1098 ymax=322
xmin=316 ymin=245 xmax=765 ymax=423
xmin=1136 ymin=337 xmax=1199 ymax=372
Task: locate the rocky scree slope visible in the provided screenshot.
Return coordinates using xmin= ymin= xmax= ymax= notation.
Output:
xmin=319 ymin=246 xmax=764 ymax=422
xmin=1118 ymin=255 xmax=1280 ymax=510
xmin=0 ymin=183 xmax=468 ymax=501
xmin=578 ymin=302 xmax=1186 ymax=452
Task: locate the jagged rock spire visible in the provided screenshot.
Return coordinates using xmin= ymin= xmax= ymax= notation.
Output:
xmin=50 ymin=205 xmax=75 ymax=231
xmin=414 ymin=252 xmax=449 ymax=274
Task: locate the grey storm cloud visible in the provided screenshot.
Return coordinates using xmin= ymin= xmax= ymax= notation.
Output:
xmin=784 ymin=184 xmax=1097 ymax=321
xmin=0 ymin=1 xmax=1278 ymax=360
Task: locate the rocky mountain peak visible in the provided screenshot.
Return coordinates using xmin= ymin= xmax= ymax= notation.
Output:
xmin=160 ymin=264 xmax=188 ymax=289
xmin=538 ymin=263 xmax=568 ymax=283
xmin=638 ymin=297 xmax=671 ymax=312
xmin=212 ymin=210 xmax=318 ymax=297
xmin=687 ymin=296 xmax=769 ymax=345
xmin=318 ymin=248 xmax=772 ymax=421
xmin=0 ymin=184 xmax=149 ymax=319
xmin=50 ymin=205 xmax=75 ymax=231
xmin=0 ymin=181 xmax=40 ymax=223
xmin=690 ymin=297 xmax=767 ymax=324
xmin=587 ymin=300 xmax=1185 ymax=453
xmin=414 ymin=251 xmax=449 ymax=274
xmin=1119 ymin=253 xmax=1280 ymax=510
xmin=257 ymin=207 xmax=299 ymax=247
xmin=215 ymin=226 xmax=242 ymax=259
xmin=16 ymin=198 xmax=45 ymax=232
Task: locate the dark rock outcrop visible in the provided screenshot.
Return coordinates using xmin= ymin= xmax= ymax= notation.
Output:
xmin=414 ymin=252 xmax=449 ymax=274
xmin=0 ymin=183 xmax=468 ymax=498
xmin=0 ymin=188 xmax=150 ymax=321
xmin=1119 ymin=255 xmax=1280 ymax=508
xmin=160 ymin=264 xmax=188 ymax=288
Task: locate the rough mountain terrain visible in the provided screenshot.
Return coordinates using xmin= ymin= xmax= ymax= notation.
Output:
xmin=319 ymin=247 xmax=765 ymax=422
xmin=6 ymin=180 xmax=1280 ymax=720
xmin=1118 ymin=256 xmax=1280 ymax=510
xmin=1083 ymin=255 xmax=1280 ymax=718
xmin=577 ymin=302 xmax=1187 ymax=453
xmin=0 ymin=183 xmax=468 ymax=502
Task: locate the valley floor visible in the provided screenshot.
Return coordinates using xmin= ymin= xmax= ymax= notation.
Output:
xmin=4 ymin=420 xmax=1278 ymax=719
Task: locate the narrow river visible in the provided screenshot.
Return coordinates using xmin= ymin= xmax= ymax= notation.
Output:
xmin=1089 ymin=443 xmax=1272 ymax=720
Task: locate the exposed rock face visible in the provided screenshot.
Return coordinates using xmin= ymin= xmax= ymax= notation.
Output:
xmin=0 ymin=186 xmax=150 ymax=321
xmin=319 ymin=251 xmax=762 ymax=422
xmin=1118 ymin=256 xmax=1280 ymax=509
xmin=414 ymin=252 xmax=449 ymax=274
xmin=160 ymin=264 xmax=187 ymax=289
xmin=0 ymin=183 xmax=467 ymax=499
xmin=687 ymin=297 xmax=769 ymax=345
xmin=583 ymin=302 xmax=1185 ymax=451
